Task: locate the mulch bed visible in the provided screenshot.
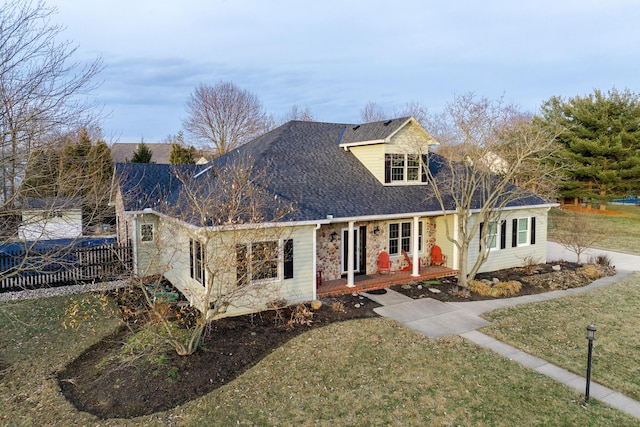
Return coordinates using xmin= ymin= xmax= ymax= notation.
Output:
xmin=391 ymin=261 xmax=615 ymax=302
xmin=57 ymin=289 xmax=380 ymax=419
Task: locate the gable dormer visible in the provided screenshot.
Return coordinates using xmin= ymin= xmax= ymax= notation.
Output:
xmin=338 ymin=117 xmax=439 ymax=185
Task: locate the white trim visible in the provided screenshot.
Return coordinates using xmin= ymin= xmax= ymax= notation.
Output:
xmin=516 ymin=217 xmax=531 ymax=247
xmin=346 ymin=221 xmax=355 ymax=288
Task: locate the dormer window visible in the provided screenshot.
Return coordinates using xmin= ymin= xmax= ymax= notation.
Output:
xmin=385 ymin=154 xmax=424 ymax=184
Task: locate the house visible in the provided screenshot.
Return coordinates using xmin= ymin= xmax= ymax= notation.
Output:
xmin=17 ymin=197 xmax=83 ymax=241
xmin=113 ymin=117 xmax=554 ymax=318
xmin=110 ymin=142 xmax=173 ymax=164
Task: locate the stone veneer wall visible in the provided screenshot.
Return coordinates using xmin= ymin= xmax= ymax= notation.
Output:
xmin=316 ymin=217 xmax=439 ymax=281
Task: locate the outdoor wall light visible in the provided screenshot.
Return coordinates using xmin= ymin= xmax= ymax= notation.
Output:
xmin=584 ymin=324 xmax=597 ymax=405
xmin=373 ymin=226 xmax=380 ymax=235
xmin=330 ymin=231 xmax=338 ymax=242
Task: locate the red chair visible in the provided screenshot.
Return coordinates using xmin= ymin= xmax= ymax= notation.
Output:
xmin=377 ymin=251 xmax=391 ymax=274
xmin=401 ymin=249 xmax=413 ymax=272
xmin=430 ymin=245 xmax=447 ymax=266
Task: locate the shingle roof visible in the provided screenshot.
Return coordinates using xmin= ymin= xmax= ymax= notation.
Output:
xmin=115 ymin=118 xmax=549 ymax=224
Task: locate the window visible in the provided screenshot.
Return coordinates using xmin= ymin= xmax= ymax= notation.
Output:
xmin=388 ymin=221 xmax=422 ymax=255
xmin=190 ymin=239 xmax=206 ymax=284
xmin=391 ymin=154 xmax=405 ymax=181
xmin=236 ymin=240 xmax=283 ymax=285
xmin=251 ymin=241 xmax=278 ymax=281
xmin=385 ymin=154 xmax=423 ymax=183
xmin=487 ymin=221 xmax=498 ymax=249
xmin=511 ymin=217 xmax=536 ymax=247
xmin=517 ymin=218 xmax=529 ymax=245
xmin=140 ymin=224 xmax=154 ymax=242
xmin=480 ymin=220 xmax=506 ymax=251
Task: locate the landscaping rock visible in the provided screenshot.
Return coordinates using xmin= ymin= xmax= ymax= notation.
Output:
xmin=428 ymin=288 xmax=441 ymax=294
xmin=552 ymin=265 xmax=562 ymax=271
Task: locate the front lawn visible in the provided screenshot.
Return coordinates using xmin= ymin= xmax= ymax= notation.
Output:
xmin=548 ymin=205 xmax=640 ymax=255
xmin=481 ymin=272 xmax=640 ymax=402
xmin=0 ymin=291 xmax=637 ymax=425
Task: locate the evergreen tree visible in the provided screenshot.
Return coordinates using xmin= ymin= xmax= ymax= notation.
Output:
xmin=539 ymin=88 xmax=640 ymax=209
xmin=169 ymin=143 xmax=196 ymax=164
xmin=130 ymin=140 xmax=153 ymax=163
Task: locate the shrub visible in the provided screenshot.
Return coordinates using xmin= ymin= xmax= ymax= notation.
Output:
xmin=330 ymin=300 xmax=346 ymax=313
xmin=490 ymin=280 xmax=522 ymax=297
xmin=578 ymin=264 xmax=606 ymax=280
xmin=288 ymin=303 xmax=314 ymax=327
xmin=589 ymin=254 xmax=613 ymax=268
xmin=520 ymin=255 xmax=540 ymax=274
xmin=468 ymin=280 xmax=491 ymax=296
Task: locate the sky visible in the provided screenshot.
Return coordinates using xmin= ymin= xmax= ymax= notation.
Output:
xmin=50 ymin=0 xmax=640 ymax=143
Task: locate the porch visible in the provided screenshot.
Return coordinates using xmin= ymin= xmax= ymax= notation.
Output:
xmin=316 ymin=265 xmax=457 ymax=297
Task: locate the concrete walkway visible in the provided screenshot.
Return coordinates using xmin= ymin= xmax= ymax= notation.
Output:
xmin=363 ymin=243 xmax=640 ymax=419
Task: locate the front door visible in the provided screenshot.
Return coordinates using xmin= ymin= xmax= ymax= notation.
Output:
xmin=341 ymin=226 xmax=367 ymax=275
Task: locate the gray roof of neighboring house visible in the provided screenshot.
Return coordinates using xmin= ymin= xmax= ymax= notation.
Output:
xmin=110 ymin=143 xmax=173 ymax=164
xmin=115 ymin=118 xmax=549 ymax=225
xmin=21 ymin=197 xmax=82 ymax=210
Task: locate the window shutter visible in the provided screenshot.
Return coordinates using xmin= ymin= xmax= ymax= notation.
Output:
xmin=421 ymin=155 xmax=427 ymax=182
xmin=512 ymin=219 xmax=518 ymax=247
xmin=384 ymin=154 xmax=391 ymax=183
xmin=479 ymin=222 xmax=484 ymax=251
xmin=500 ymin=220 xmax=507 ymax=249
xmin=236 ymin=244 xmax=248 ymax=286
xmin=531 ymin=217 xmax=536 ymax=245
xmin=189 ymin=239 xmax=194 ymax=279
xmin=284 ymin=239 xmax=294 ymax=279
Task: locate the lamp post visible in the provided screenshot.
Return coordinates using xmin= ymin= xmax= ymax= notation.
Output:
xmin=584 ymin=324 xmax=597 ymax=405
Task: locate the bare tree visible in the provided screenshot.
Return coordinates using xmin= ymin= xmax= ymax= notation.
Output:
xmin=0 ymin=0 xmax=105 ymax=289
xmin=360 ymin=100 xmax=429 ymax=126
xmin=553 ymin=209 xmax=606 ymax=263
xmin=422 ymin=93 xmax=561 ymax=287
xmin=182 ymin=81 xmax=269 ymax=156
xmin=279 ymin=104 xmax=315 ymax=123
xmin=360 ymin=101 xmax=387 ymax=123
xmin=0 ymin=0 xmax=103 ymax=207
xmin=123 ymin=156 xmax=296 ymax=355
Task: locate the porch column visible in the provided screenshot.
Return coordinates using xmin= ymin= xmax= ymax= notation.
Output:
xmin=346 ymin=221 xmax=355 ymax=287
xmin=412 ymin=216 xmax=420 ymax=277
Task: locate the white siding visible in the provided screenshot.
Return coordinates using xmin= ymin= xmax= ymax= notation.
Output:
xmin=18 ymin=208 xmax=83 ymax=240
xmin=136 ymin=219 xmax=317 ymax=319
xmin=389 ymin=122 xmax=433 ymax=152
xmin=434 ymin=216 xmax=455 ymax=268
xmin=350 ymin=145 xmax=385 ymax=183
xmin=468 ymin=208 xmax=549 ymax=273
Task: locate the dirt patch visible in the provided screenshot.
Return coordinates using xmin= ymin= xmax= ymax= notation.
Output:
xmin=561 ymin=205 xmax=624 ymax=216
xmin=391 ymin=262 xmax=616 ymax=302
xmin=57 ymin=290 xmax=380 ymax=419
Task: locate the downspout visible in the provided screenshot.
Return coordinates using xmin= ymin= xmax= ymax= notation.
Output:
xmin=131 ymin=214 xmax=139 ymax=276
xmin=412 ymin=216 xmax=420 ymax=277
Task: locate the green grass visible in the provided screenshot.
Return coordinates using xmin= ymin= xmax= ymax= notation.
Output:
xmin=481 ymin=272 xmax=640 ymax=402
xmin=0 ymin=294 xmax=637 ymax=426
xmin=548 ymin=205 xmax=640 ymax=255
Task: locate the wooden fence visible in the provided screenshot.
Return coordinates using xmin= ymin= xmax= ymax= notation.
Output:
xmin=0 ymin=243 xmax=132 ymax=292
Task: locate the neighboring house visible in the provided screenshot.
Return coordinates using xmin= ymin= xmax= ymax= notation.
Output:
xmin=110 ymin=142 xmax=173 ymax=164
xmin=18 ymin=197 xmax=83 ymax=241
xmin=113 ymin=117 xmax=554 ymax=318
